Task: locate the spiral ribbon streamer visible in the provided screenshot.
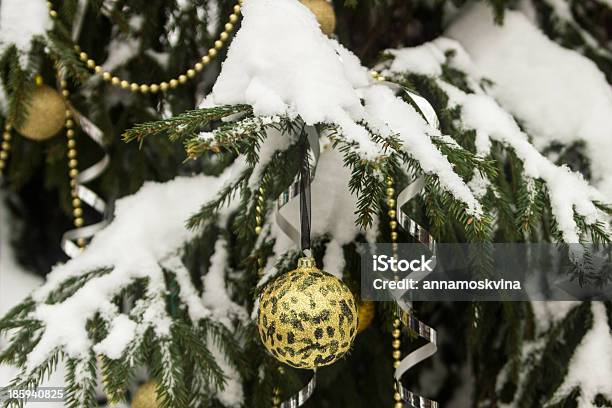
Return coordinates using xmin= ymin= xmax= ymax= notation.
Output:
xmin=60 ymin=106 xmax=111 ymax=258
xmin=272 ymin=123 xmax=321 ymax=407
xmin=381 ymin=81 xmax=439 ymax=408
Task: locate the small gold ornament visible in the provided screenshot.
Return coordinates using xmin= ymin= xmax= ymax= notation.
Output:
xmin=16 ymin=81 xmax=66 ymax=141
xmin=300 ymin=0 xmax=336 ymax=36
xmin=258 ymin=257 xmax=357 ymax=369
xmin=131 ymin=380 xmax=160 ymax=408
xmin=356 ymin=300 xmax=375 ymax=333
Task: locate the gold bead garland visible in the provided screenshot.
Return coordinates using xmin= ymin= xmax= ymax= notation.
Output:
xmin=46 ymin=0 xmax=243 ymax=94
xmin=387 ymin=176 xmax=403 ymax=408
xmin=58 ymin=78 xmax=86 ymax=248
xmin=0 ymin=123 xmax=12 ymax=173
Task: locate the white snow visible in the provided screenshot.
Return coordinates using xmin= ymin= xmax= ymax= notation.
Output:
xmin=553 ymin=302 xmax=612 ymax=406
xmin=204 ymin=0 xmax=380 ymax=158
xmin=92 ymin=314 xmax=136 ymax=359
xmin=0 ymin=0 xmax=52 ymax=65
xmin=447 ymin=3 xmax=612 ymax=199
xmin=383 ymin=32 xmax=609 ymax=241
xmin=25 ymin=160 xmax=247 ymax=371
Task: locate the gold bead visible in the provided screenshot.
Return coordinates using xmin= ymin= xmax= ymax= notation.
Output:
xmin=255 ymin=226 xmax=262 ymax=235
xmin=1 ymin=142 xmax=10 ymax=151
xmin=392 ymin=328 xmax=401 ymax=338
xmin=394 ymin=401 xmax=403 ymax=408
xmin=393 ymin=350 xmax=401 ymax=360
xmin=178 ymin=74 xmax=187 ymax=83
xmin=229 ymin=13 xmax=238 ymax=23
xmin=65 ymin=109 xmax=72 ymax=118
xmin=393 ymin=318 xmax=401 ymax=328
xmin=67 ymin=139 xmax=76 ymax=148
xmin=49 ymin=10 xmax=58 ymax=18
xmin=67 ymin=149 xmax=77 ymax=159
xmin=79 ymin=52 xmax=88 ymax=61
xmin=66 ymin=129 xmax=75 ymax=138
xmin=220 ymin=32 xmax=229 ymax=41
xmin=201 ymin=55 xmax=211 ymax=65
xmin=169 ymin=79 xmax=178 ymax=88
xmin=73 ymin=208 xmax=83 ymax=217
xmin=387 ymin=198 xmax=395 ymax=207
xmin=194 ymin=62 xmax=203 ymax=72
xmin=77 ymin=238 xmax=87 ymax=247
xmin=187 ymin=69 xmax=196 ymax=78
xmin=120 ymin=80 xmax=130 ymax=89
xmin=86 ymin=59 xmax=96 ymax=69
xmin=393 ymin=361 xmax=400 ymax=369
xmin=65 ymin=119 xmax=74 ymax=128
xmin=72 ymin=198 xmax=81 ymax=208
xmin=0 ymin=160 xmax=5 ymax=170
xmin=4 ymin=123 xmax=11 ymax=131
xmin=68 ymin=159 xmax=78 ymax=169
xmin=149 ymin=84 xmax=159 ymax=94
xmin=224 ymin=23 xmax=234 ymax=32
xmin=69 ymin=168 xmax=79 ymax=178
xmin=94 ymin=66 xmax=103 ymax=74
xmin=160 ymin=82 xmax=169 ymax=91
xmin=130 ymin=83 xmax=139 ymax=92
xmin=394 ymin=392 xmax=402 ymax=402
xmin=2 ymin=132 xmax=11 ymax=141
xmin=390 ymin=220 xmax=397 ymax=230
xmin=214 ymin=40 xmax=223 ymax=49
xmin=386 ymin=187 xmax=395 ymax=197
xmin=391 ymin=231 xmax=398 ymax=241
xmin=392 ymin=339 xmax=401 ymax=349
xmin=233 ymin=4 xmax=241 ymax=13
xmin=139 ymin=84 xmax=149 ymax=93
xmin=74 ymin=217 xmax=84 ymax=227
xmin=386 ymin=177 xmax=394 ymax=186
xmin=102 ymin=72 xmax=111 ymax=81
xmin=62 ymin=89 xmax=70 ymax=97
xmin=388 ymin=209 xmax=396 ymax=218
xmin=208 ymin=48 xmax=217 ymax=57
xmin=46 ymin=1 xmax=52 ymax=9
xmin=111 ymin=77 xmax=120 ymax=85
xmin=70 ymin=178 xmax=78 ymax=188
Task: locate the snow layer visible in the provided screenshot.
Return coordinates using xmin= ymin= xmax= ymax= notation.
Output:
xmin=0 ymin=0 xmax=52 ymax=65
xmin=204 ymin=0 xmax=377 ymax=157
xmin=553 ymin=302 xmax=612 ymax=406
xmin=447 ymin=3 xmax=612 ymax=199
xmin=26 ymin=160 xmax=246 ymax=370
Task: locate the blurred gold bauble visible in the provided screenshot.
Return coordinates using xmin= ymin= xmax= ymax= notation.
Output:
xmin=300 ymin=0 xmax=336 ymax=36
xmin=16 ymin=84 xmax=66 ymax=141
xmin=258 ymin=257 xmax=357 ymax=369
xmin=131 ymin=381 xmax=160 ymax=408
xmin=356 ymin=300 xmax=375 ymax=333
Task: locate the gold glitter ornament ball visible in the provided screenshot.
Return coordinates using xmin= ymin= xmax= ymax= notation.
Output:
xmin=258 ymin=257 xmax=358 ymax=369
xmin=131 ymin=381 xmax=160 ymax=408
xmin=356 ymin=300 xmax=375 ymax=333
xmin=16 ymin=84 xmax=66 ymax=141
xmin=300 ymin=0 xmax=336 ymax=36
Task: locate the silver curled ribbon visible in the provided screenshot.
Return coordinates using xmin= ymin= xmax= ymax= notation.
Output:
xmin=378 ymin=80 xmax=439 ymax=408
xmin=60 ymin=106 xmax=111 ymax=258
xmin=269 ymin=123 xmax=321 ymax=408
xmin=59 ymin=2 xmax=110 ymax=258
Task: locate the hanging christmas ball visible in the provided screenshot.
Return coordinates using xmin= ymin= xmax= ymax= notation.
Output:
xmin=258 ymin=256 xmax=358 ymax=369
xmin=356 ymin=300 xmax=375 ymax=333
xmin=131 ymin=380 xmax=160 ymax=408
xmin=300 ymin=0 xmax=336 ymax=36
xmin=15 ymin=83 xmax=66 ymax=141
